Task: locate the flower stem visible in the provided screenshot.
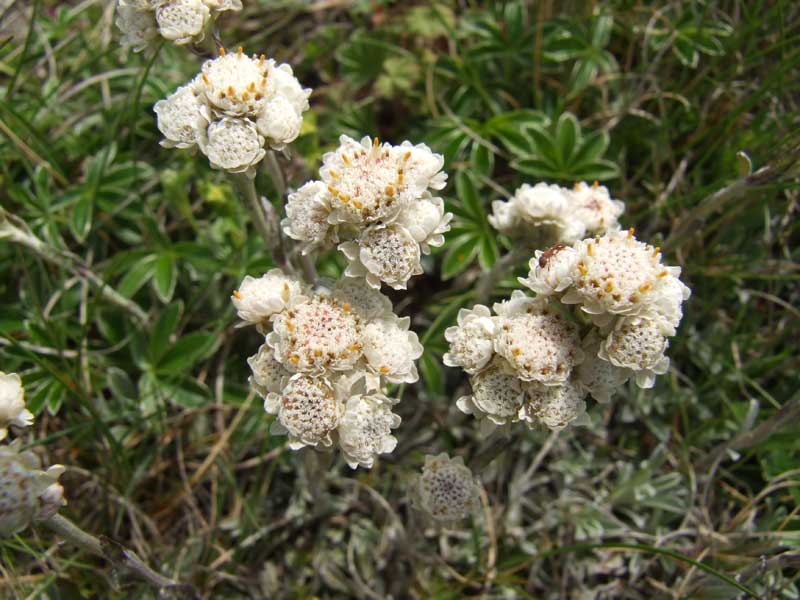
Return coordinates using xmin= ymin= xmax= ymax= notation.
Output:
xmin=41 ymin=514 xmax=198 ymax=598
xmin=474 ymin=246 xmax=529 ymax=305
xmin=469 ymin=431 xmax=514 ymax=472
xmin=231 ymin=173 xmax=291 ymax=274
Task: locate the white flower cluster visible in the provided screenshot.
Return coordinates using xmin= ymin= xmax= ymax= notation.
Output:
xmin=445 ymin=292 xmax=589 ymax=434
xmin=410 ymin=453 xmax=480 ymax=523
xmin=0 ymin=373 xmax=65 ymax=537
xmin=446 ymin=227 xmax=690 ymax=423
xmin=282 ymin=135 xmax=452 ymax=290
xmin=521 ymin=228 xmax=691 ymax=397
xmin=232 ymin=270 xmax=423 ymax=468
xmin=154 ymin=47 xmax=311 ymax=176
xmin=116 ymin=0 xmax=242 ymax=51
xmin=489 ymin=181 xmax=624 ymax=244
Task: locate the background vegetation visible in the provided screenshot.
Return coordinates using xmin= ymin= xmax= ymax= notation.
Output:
xmin=1 ymin=0 xmax=799 ymax=597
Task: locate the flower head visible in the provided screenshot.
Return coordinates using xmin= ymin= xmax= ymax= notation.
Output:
xmin=598 ymin=316 xmax=671 ymax=389
xmin=443 ymin=305 xmax=496 ymax=375
xmin=282 ymin=181 xmax=335 ymax=254
xmin=154 ymin=83 xmax=207 ymax=149
xmin=519 ymin=379 xmax=587 ymax=431
xmin=569 ymin=181 xmax=625 ymax=234
xmin=268 ymin=295 xmax=363 ymax=373
xmin=340 ymin=224 xmax=423 ymax=290
xmin=0 ymin=442 xmax=65 ymax=537
xmin=154 ymin=0 xmax=210 ymax=44
xmin=248 ymin=344 xmax=291 ymax=399
xmin=266 ymin=375 xmax=343 ymax=450
xmin=0 ymin=372 xmax=33 ymax=442
xmin=331 ymin=278 xmax=393 ymax=321
xmin=411 ymin=453 xmax=480 ymax=523
xmin=456 ymin=357 xmax=526 ymax=427
xmin=117 ymin=0 xmax=242 ymax=50
xmin=519 ymin=244 xmax=580 ymax=296
xmin=562 ymin=230 xmax=680 ymax=322
xmin=232 ymin=270 xmax=308 ymax=325
xmin=338 ymin=394 xmax=401 ymax=469
xmin=492 ymin=294 xmax=583 ymax=384
xmin=361 ymin=316 xmax=423 ymax=385
xmin=200 ymin=117 xmax=266 ymax=175
xmin=490 ymin=182 xmax=586 ymax=243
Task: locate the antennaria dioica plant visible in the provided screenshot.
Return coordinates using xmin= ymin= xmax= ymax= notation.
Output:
xmin=1 ymin=1 xmax=798 ymax=597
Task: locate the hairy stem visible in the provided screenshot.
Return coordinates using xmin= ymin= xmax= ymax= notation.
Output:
xmin=41 ymin=514 xmax=197 ymax=598
xmin=231 ymin=173 xmax=292 ymax=275
xmin=474 ymin=247 xmax=530 ymax=305
xmin=469 ymin=432 xmax=514 ymax=472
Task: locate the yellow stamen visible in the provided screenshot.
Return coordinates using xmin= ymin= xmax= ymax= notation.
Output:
xmin=314 ymin=349 xmax=322 ymax=357
xmin=248 ymin=82 xmax=256 ymax=92
xmin=350 ymin=342 xmax=361 ymax=351
xmin=657 ymin=270 xmax=668 ymax=278
xmin=385 ymin=185 xmax=394 ymax=197
xmin=341 ymin=153 xmax=351 ymax=166
xmin=512 ymin=348 xmax=521 ymax=357
xmin=605 ymin=281 xmax=614 ymax=292
xmin=403 ymin=151 xmax=411 ymax=161
xmin=639 ymin=282 xmax=652 ymax=293
xmin=258 ymin=54 xmax=265 ymax=66
xmin=232 ymin=290 xmax=241 ymax=299
xmin=379 ymin=366 xmax=390 ymax=374
xmin=372 ymin=136 xmax=379 ymax=148
xmin=227 ymin=86 xmax=235 ymax=97
xmin=352 ymin=200 xmax=363 ymax=209
xmin=577 ymin=262 xmax=587 ymax=275
xmin=653 ymin=246 xmax=661 ymax=257
xmin=592 ymin=180 xmax=599 ymax=189
xmin=290 ymin=355 xmax=300 ymax=364
xmin=201 ymin=74 xmax=210 ymax=85
xmin=587 ymin=242 xmax=594 ymax=257
xmin=628 ymin=227 xmax=635 ymax=238
xmin=327 ymin=185 xmax=338 ymax=195
xmin=338 ymin=194 xmax=349 ymax=204
xmin=242 ymin=92 xmax=249 ymax=101
xmin=328 ymin=169 xmax=339 ymax=179
xmin=219 ymin=46 xmax=226 ymax=56
xmin=342 ymin=303 xmax=351 ymax=313
xmin=237 ymin=46 xmax=243 ymax=57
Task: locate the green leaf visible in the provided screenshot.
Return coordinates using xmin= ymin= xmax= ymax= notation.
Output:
xmin=442 ymin=234 xmax=480 ymax=280
xmin=117 ymin=255 xmax=156 ymax=298
xmin=571 ymin=130 xmax=609 ymax=167
xmin=556 ymin=113 xmax=579 ymax=165
xmin=156 ymin=332 xmax=217 ymax=374
xmin=571 ymin=159 xmax=621 ymax=181
xmin=152 ymin=253 xmax=177 ymax=303
xmin=455 ymin=171 xmax=484 ymax=221
xmin=71 ymin=194 xmax=93 ymax=242
xmin=673 ymin=36 xmax=699 ymax=68
xmin=478 ymin=232 xmax=499 ymax=270
xmin=512 ymin=157 xmax=560 ymax=179
xmin=471 ymin=143 xmax=494 ymax=179
xmin=148 ymin=301 xmax=183 ymax=362
xmin=419 ymin=351 xmax=444 ymax=395
xmin=107 ymin=367 xmax=137 ymax=402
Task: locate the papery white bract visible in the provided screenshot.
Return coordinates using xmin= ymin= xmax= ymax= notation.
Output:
xmin=443 ymin=305 xmax=496 ymax=375
xmin=338 ymin=394 xmax=401 ymax=469
xmin=0 ymin=372 xmax=33 ymax=442
xmin=231 ymin=270 xmax=308 ymax=324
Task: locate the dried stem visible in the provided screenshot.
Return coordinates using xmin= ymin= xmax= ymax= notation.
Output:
xmin=41 ymin=514 xmax=198 ymax=599
xmin=0 ymin=210 xmax=148 ymax=323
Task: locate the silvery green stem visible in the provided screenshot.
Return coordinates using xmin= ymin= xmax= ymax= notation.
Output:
xmin=474 ymin=246 xmax=530 ymax=305
xmin=41 ymin=514 xmax=197 ymax=598
xmin=263 ymin=151 xmax=318 ymax=285
xmin=0 ymin=210 xmax=148 ymax=323
xmin=231 ymin=173 xmax=292 ymax=274
xmin=469 ymin=431 xmax=514 ymax=472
